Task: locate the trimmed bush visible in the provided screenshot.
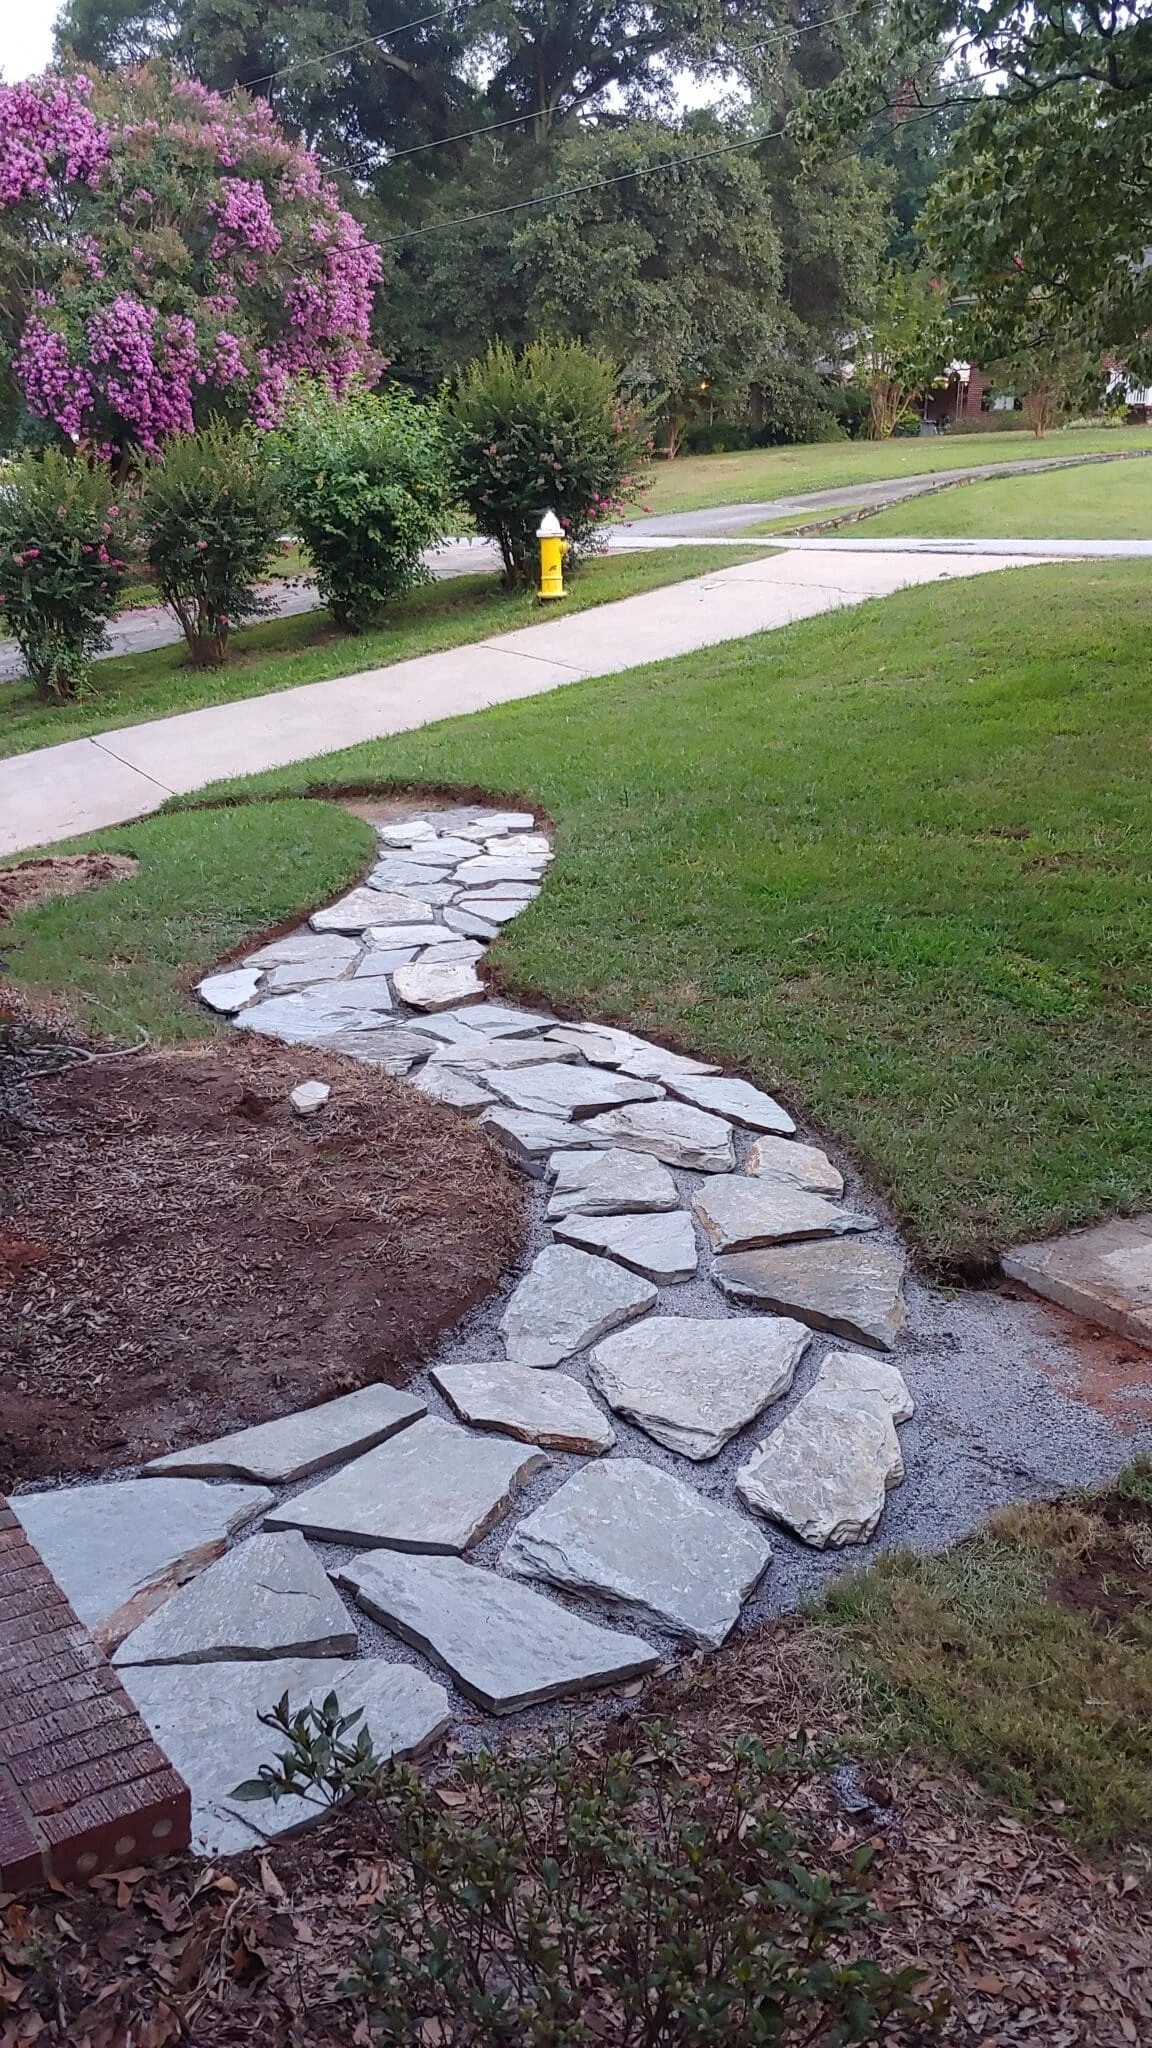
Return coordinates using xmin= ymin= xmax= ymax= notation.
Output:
xmin=137 ymin=423 xmax=282 ymax=668
xmin=445 ymin=339 xmax=650 ymax=585
xmin=0 ymin=448 xmax=129 ymax=701
xmin=280 ymin=386 xmax=450 ymax=632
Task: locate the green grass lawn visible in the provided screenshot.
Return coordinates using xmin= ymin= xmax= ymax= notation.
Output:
xmin=848 ymin=456 xmax=1152 ymax=540
xmin=640 ymin=426 xmax=1152 ymax=515
xmin=7 ymin=559 xmax=1150 ymax=1270
xmin=0 ymin=546 xmax=748 ymax=761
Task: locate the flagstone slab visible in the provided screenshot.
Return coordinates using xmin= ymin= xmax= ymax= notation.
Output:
xmin=588 ymin=1315 xmax=810 ymax=1460
xmin=582 ymin=1100 xmax=735 ymax=1172
xmin=430 ymin=1034 xmax=579 ymax=1071
xmin=123 ymin=1658 xmax=450 ymax=1858
xmin=456 ymin=811 xmax=537 ymax=837
xmin=441 ymin=1003 xmax=554 ymax=1036
xmin=318 ymin=1027 xmax=434 ymax=1073
xmin=456 ymin=897 xmax=533 ymax=924
xmin=370 ymin=858 xmax=456 ymax=887
xmin=337 ymin=1552 xmax=656 ymax=1714
xmin=714 ymin=1240 xmax=907 ymax=1351
xmin=443 ymin=905 xmax=499 ymax=940
xmin=411 ymin=1064 xmax=496 ymax=1113
xmin=736 ymin=1388 xmax=904 ymax=1548
xmin=363 ymin=922 xmax=449 ymax=949
xmin=311 ymin=888 xmax=432 ymax=931
xmin=197 ymin=967 xmax=262 ymax=1013
xmin=290 ymin=1079 xmax=330 ymax=1115
xmin=480 ymin=1108 xmax=612 ymax=1173
xmin=270 ymin=976 xmax=394 ymax=1015
xmin=403 ymin=835 xmax=479 ymax=862
xmin=432 ymin=1359 xmax=616 ymax=1454
xmin=503 ymin=1459 xmax=771 ymax=1648
xmin=245 ymin=932 xmax=359 ymax=969
xmin=353 ymin=947 xmax=419 ymax=977
xmin=267 ymin=955 xmax=361 ymax=990
xmin=665 ymin=1074 xmax=796 ymax=1134
xmin=455 ymin=857 xmax=548 ymax=886
xmin=379 ymin=820 xmax=438 ymax=846
xmin=692 ymin=1178 xmax=877 ymax=1253
xmin=417 ymin=939 xmax=486 ymax=966
xmin=815 ymin=1350 xmax=914 ymax=1422
xmin=546 ymin=1148 xmax=680 ymax=1219
xmin=392 ymin=959 xmax=485 ymax=1010
xmin=500 ymin=1244 xmax=657 ymax=1366
xmin=484 ymin=833 xmax=553 ymax=858
xmin=235 ymin=995 xmax=386 ymax=1040
xmin=113 ymin=1533 xmax=357 ymax=1666
xmin=460 ymin=881 xmax=541 ymax=901
xmin=555 ymin=1208 xmax=699 ymax=1284
xmin=482 ymin=1063 xmax=664 ymax=1120
xmin=1002 ymin=1214 xmax=1152 ymax=1346
xmin=145 ymin=1383 xmax=426 ymax=1484
xmin=744 ymin=1135 xmax=844 ymax=1196
xmin=396 ymin=880 xmax=459 ymax=906
xmin=13 ymin=1478 xmax=273 ymax=1649
xmin=546 ymin=1025 xmax=718 ymax=1082
xmin=266 ymin=1417 xmax=547 ymax=1552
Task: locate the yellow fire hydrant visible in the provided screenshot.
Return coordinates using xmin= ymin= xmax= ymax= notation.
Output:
xmin=536 ymin=509 xmax=568 ymax=601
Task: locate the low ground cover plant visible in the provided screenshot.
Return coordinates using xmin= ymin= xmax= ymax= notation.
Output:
xmin=280 ymin=385 xmax=451 ymax=630
xmin=137 ymin=421 xmax=283 ymax=667
xmin=0 ymin=448 xmax=130 ymax=700
xmin=445 ymin=339 xmax=650 ymax=584
xmin=237 ymin=1713 xmax=929 ymax=2044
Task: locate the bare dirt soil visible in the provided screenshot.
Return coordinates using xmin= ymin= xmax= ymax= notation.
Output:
xmin=1 ymin=1619 xmax=1147 ymax=2047
xmin=0 ymin=1034 xmax=525 ymax=1486
xmin=0 ymin=852 xmax=138 ymax=923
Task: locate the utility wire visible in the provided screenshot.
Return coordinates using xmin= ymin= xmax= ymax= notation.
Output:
xmin=244 ymin=0 xmax=463 ymax=89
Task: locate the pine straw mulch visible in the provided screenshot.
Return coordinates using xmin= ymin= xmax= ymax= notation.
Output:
xmin=1 ymin=1620 xmax=1147 ymax=2048
xmin=0 ymin=1024 xmax=525 ymax=1485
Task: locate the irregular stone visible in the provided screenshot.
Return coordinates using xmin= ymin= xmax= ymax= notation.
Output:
xmin=290 ymin=1079 xmax=330 ymax=1115
xmin=411 ymin=1064 xmax=495 ymax=1114
xmin=431 ymin=1035 xmax=578 ymax=1071
xmin=370 ymin=858 xmax=456 ymax=887
xmin=432 ymin=1358 xmax=616 ymax=1454
xmin=338 ymin=1552 xmax=656 ymax=1715
xmin=403 ymin=835 xmax=479 ymax=861
xmin=456 ymin=894 xmax=535 ymax=924
xmin=735 ymin=1388 xmax=904 ymax=1547
xmin=274 ymin=976 xmax=394 ymax=1015
xmin=443 ymin=905 xmax=499 ymax=941
xmin=582 ymin=1100 xmax=735 ymax=1172
xmin=440 ymin=1002 xmax=554 ymax=1037
xmin=235 ymin=995 xmax=384 ymax=1040
xmin=815 ymin=1350 xmax=914 ymax=1422
xmin=500 ymin=1244 xmax=657 ymax=1366
xmin=456 ymin=811 xmax=536 ymax=837
xmin=546 ymin=1148 xmax=679 ymax=1219
xmin=665 ymin=1074 xmax=796 ymax=1134
xmin=1002 ymin=1215 xmax=1152 ymax=1345
xmin=197 ymin=967 xmax=262 ymax=1013
xmin=454 ymin=856 xmax=547 ymax=886
xmin=588 ymin=1315 xmax=810 ymax=1460
xmin=617 ymin=1046 xmax=720 ymax=1081
xmin=555 ymin=1209 xmax=698 ymax=1285
xmin=123 ymin=1658 xmax=449 ymax=1858
xmin=353 ymin=948 xmax=419 ymax=976
xmin=692 ymin=1178 xmax=877 ymax=1253
xmin=378 ymin=819 xmax=438 ymax=846
xmin=245 ymin=932 xmax=358 ymax=969
xmin=13 ymin=1478 xmax=272 ymax=1649
xmin=393 ymin=959 xmax=485 ymax=1010
xmin=145 ymin=1384 xmax=426 ymax=1484
xmin=745 ymin=1134 xmax=844 ymax=1196
xmin=480 ymin=1108 xmax=612 ymax=1174
xmin=547 ymin=1025 xmax=718 ymax=1082
xmin=483 ymin=1063 xmax=664 ymax=1120
xmin=483 ymin=833 xmax=552 ymax=858
xmin=311 ymin=888 xmax=432 ymax=932
xmin=414 ymin=938 xmax=486 ymax=966
xmin=319 ymin=1027 xmax=433 ymax=1073
xmin=113 ymin=1532 xmax=357 ymax=1666
xmin=266 ymin=956 xmax=358 ymax=991
xmin=364 ymin=922 xmax=448 ymax=949
xmin=503 ymin=1460 xmax=771 ymax=1649
xmin=266 ymin=1417 xmax=547 ymax=1552
xmin=714 ymin=1240 xmax=907 ymax=1351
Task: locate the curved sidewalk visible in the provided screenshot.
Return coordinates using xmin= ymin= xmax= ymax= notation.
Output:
xmin=0 ymin=546 xmax=1049 ymax=858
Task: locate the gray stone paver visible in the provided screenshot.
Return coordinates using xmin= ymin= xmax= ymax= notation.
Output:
xmin=692 ymin=1177 xmax=877 ymax=1253
xmin=735 ymin=1388 xmax=905 ymax=1548
xmin=144 ymin=1383 xmax=426 ymax=1484
xmin=266 ymin=1416 xmax=549 ymax=1552
xmin=500 ymin=1243 xmax=657 ymax=1366
xmin=588 ymin=1316 xmax=810 ymax=1460
xmin=432 ymin=1359 xmax=616 ymax=1454
xmin=113 ymin=1532 xmax=357 ymax=1665
xmin=554 ymin=1207 xmax=699 ymax=1283
xmin=546 ymin=1148 xmax=680 ymax=1218
xmin=714 ymin=1239 xmax=907 ymax=1350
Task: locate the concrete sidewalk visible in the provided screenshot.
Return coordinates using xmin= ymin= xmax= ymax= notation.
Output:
xmin=0 ymin=547 xmax=1046 ymax=857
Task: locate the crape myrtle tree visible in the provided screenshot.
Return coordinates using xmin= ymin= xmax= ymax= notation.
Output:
xmin=0 ymin=64 xmax=383 ymax=461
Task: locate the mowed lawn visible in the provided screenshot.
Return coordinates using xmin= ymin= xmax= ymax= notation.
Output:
xmin=641 ymin=426 xmax=1151 ymax=514
xmin=856 ymin=453 xmax=1152 ymax=539
xmin=0 ymin=545 xmax=748 ymax=761
xmin=6 ymin=560 xmax=1149 ymax=1269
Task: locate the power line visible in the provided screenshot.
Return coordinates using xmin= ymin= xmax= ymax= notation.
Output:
xmin=245 ymin=1 xmax=462 ymax=90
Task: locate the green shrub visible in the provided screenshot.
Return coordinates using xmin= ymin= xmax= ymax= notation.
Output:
xmin=137 ymin=422 xmax=283 ymax=669
xmin=445 ymin=339 xmax=650 ymax=585
xmin=0 ymin=448 xmax=130 ymax=701
xmin=280 ymin=385 xmax=450 ymax=632
xmin=237 ymin=1707 xmax=929 ymax=2044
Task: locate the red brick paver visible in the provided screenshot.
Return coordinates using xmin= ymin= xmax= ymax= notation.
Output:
xmin=0 ymin=1501 xmax=190 ymax=1890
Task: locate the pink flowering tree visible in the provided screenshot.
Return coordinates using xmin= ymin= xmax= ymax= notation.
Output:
xmin=0 ymin=65 xmax=383 ymax=462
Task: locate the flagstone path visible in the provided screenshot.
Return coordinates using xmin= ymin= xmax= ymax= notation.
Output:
xmin=9 ymin=803 xmax=1139 ymax=1860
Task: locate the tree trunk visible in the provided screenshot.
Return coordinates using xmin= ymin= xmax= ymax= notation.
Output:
xmin=866 ymin=376 xmax=912 ymax=440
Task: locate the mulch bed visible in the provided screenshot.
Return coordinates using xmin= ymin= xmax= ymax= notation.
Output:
xmin=0 ymin=854 xmax=138 ymax=925
xmin=0 ymin=1033 xmax=525 ymax=1486
xmin=0 ymin=1620 xmax=1147 ymax=2047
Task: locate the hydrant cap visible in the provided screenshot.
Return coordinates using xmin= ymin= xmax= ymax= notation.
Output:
xmin=536 ymin=509 xmax=564 ymax=539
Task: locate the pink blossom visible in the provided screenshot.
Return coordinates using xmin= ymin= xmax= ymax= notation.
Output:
xmin=0 ymin=75 xmax=107 ymax=205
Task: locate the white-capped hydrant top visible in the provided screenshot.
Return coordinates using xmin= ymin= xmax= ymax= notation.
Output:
xmin=536 ymin=509 xmax=564 ymax=539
